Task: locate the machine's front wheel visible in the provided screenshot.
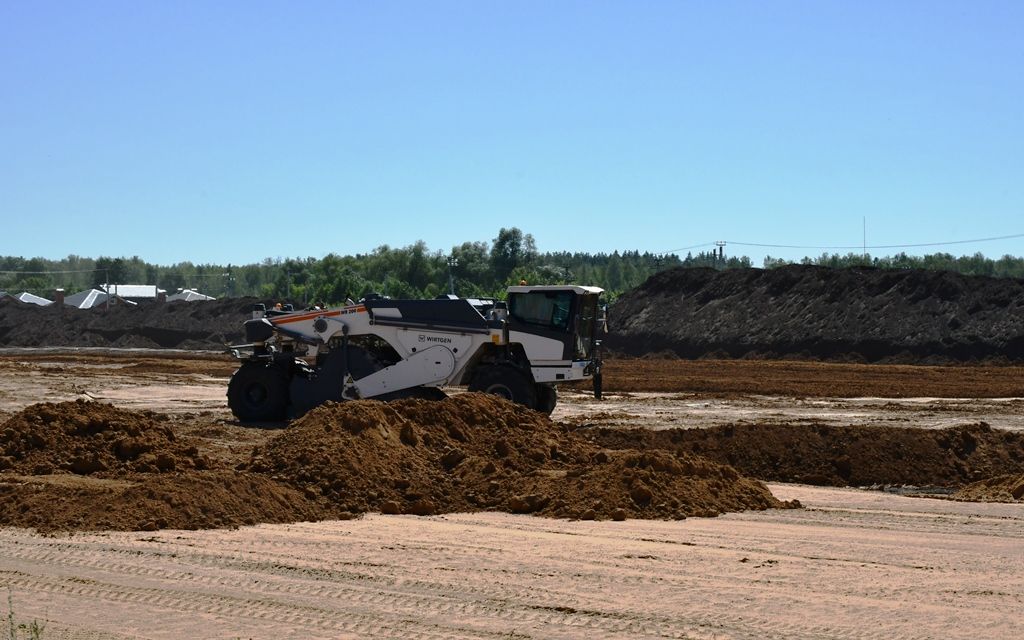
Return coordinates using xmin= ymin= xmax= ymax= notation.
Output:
xmin=534 ymin=384 xmax=557 ymax=415
xmin=227 ymin=363 xmax=289 ymax=422
xmin=469 ymin=366 xmax=538 ymax=410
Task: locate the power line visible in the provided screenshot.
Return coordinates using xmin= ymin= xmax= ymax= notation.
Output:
xmin=659 ymin=242 xmax=718 ymax=254
xmin=725 ymin=232 xmax=1024 ymax=251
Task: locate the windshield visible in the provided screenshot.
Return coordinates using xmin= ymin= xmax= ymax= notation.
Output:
xmin=508 ymin=291 xmax=573 ymax=331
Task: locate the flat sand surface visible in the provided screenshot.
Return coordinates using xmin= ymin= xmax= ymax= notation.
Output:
xmin=2 ymin=484 xmax=1021 ymax=640
xmin=3 ymin=354 xmax=1024 ymax=432
xmin=1 ymin=353 xmax=1022 ymax=638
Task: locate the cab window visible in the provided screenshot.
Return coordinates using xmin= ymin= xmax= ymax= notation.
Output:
xmin=508 ymin=291 xmax=573 ymax=331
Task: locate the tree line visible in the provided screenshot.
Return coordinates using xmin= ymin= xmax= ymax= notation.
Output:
xmin=2 ymin=228 xmax=1022 ymax=307
xmin=764 ymin=251 xmax=1024 ymax=278
xmin=0 ymin=228 xmax=689 ymax=305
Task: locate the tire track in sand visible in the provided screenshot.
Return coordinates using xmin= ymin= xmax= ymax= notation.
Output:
xmin=1 ymin=487 xmax=1022 ymax=639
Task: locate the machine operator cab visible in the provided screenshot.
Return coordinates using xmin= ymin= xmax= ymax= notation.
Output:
xmin=503 ymin=285 xmax=605 ymax=384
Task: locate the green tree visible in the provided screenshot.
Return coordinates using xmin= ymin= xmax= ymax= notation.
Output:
xmin=93 ymin=257 xmax=128 ymax=286
xmin=490 ymin=227 xmax=536 ymax=282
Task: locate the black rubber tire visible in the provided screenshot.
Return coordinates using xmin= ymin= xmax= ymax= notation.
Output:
xmin=227 ymin=363 xmax=289 ymax=422
xmin=469 ymin=366 xmax=538 ymax=409
xmin=534 ymin=384 xmax=557 ymax=415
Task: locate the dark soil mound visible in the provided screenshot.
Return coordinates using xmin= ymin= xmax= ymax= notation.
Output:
xmin=952 ymin=474 xmax=1024 ymax=502
xmin=246 ymin=394 xmax=791 ymax=521
xmin=587 ymin=421 xmax=1024 ymax=488
xmin=0 ymin=296 xmax=261 ymax=349
xmin=607 ymin=265 xmax=1024 ymax=362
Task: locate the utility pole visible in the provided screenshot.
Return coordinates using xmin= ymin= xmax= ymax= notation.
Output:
xmin=447 ymin=255 xmax=458 ymax=295
xmin=222 ymin=272 xmax=233 ymax=297
xmin=715 ymin=241 xmax=727 ymax=266
xmin=863 ymin=216 xmax=867 ymax=263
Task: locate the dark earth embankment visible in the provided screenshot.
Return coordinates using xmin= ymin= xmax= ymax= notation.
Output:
xmin=0 ymin=297 xmax=263 ymax=349
xmin=607 ymin=265 xmax=1024 ymax=363
xmin=4 ymin=266 xmax=1024 ymax=363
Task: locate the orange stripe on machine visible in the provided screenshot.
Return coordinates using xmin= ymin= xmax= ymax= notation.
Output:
xmin=271 ymin=306 xmax=366 ymax=325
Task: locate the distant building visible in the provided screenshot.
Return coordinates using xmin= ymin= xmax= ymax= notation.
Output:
xmin=101 ymin=284 xmax=166 ymax=302
xmin=64 ymin=288 xmax=111 ymax=309
xmin=167 ymin=288 xmax=216 ymax=302
xmin=13 ymin=292 xmax=53 ymax=306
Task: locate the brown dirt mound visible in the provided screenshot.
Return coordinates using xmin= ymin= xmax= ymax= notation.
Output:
xmin=0 ymin=401 xmax=322 ymax=533
xmin=608 ymin=265 xmax=1024 ymax=363
xmin=246 ymin=394 xmax=792 ymax=521
xmin=587 ymin=422 xmax=1024 ymax=488
xmin=0 ymin=471 xmax=321 ymax=533
xmin=952 ymin=474 xmax=1024 ymax=502
xmin=0 ymin=396 xmax=793 ymax=533
xmin=0 ymin=400 xmax=212 ymax=476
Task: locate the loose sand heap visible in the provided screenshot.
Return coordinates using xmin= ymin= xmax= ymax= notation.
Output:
xmin=0 ymin=396 xmax=793 ymax=533
xmin=588 ymin=421 xmax=1024 ymax=489
xmin=952 ymin=473 xmax=1024 ymax=502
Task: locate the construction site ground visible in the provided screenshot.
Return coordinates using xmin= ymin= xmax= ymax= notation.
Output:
xmin=1 ymin=352 xmax=1022 ymax=639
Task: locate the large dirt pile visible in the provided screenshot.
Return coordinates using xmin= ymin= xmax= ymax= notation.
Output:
xmin=608 ymin=265 xmax=1024 ymax=362
xmin=588 ymin=421 xmax=1024 ymax=488
xmin=248 ymin=394 xmax=791 ymax=520
xmin=0 ymin=296 xmax=261 ymax=349
xmin=0 ymin=396 xmax=793 ymax=533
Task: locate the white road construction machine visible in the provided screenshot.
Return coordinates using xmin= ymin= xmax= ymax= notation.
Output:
xmin=226 ymin=285 xmax=605 ymax=421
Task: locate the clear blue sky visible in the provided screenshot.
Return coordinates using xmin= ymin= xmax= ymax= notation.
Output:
xmin=2 ymin=1 xmax=1022 ymax=266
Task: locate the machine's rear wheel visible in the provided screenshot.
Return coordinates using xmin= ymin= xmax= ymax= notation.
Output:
xmin=534 ymin=384 xmax=557 ymax=415
xmin=469 ymin=366 xmax=538 ymax=410
xmin=227 ymin=363 xmax=289 ymax=422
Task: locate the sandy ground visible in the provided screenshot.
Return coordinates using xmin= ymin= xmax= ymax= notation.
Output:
xmin=558 ymin=390 xmax=1024 ymax=433
xmin=3 ymin=353 xmax=1024 ymax=432
xmin=2 ymin=485 xmax=1021 ymax=640
xmin=2 ymin=353 xmax=1023 ymax=638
